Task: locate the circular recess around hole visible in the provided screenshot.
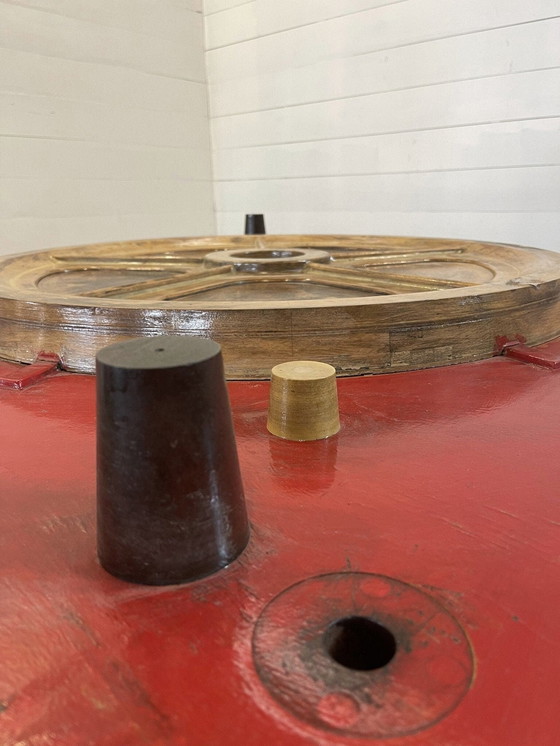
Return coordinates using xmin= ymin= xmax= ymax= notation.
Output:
xmin=324 ymin=616 xmax=397 ymax=671
xmin=252 ymin=572 xmax=474 ymax=738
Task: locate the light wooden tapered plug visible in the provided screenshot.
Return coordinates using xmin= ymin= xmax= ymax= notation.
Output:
xmin=267 ymin=361 xmax=340 ymax=441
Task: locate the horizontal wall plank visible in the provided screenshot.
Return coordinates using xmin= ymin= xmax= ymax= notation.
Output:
xmin=1 ymin=179 xmax=214 ymax=220
xmin=209 ymin=18 xmax=560 ymax=116
xmin=215 ymin=210 xmax=560 ymax=251
xmin=0 ymin=210 xmax=215 ymax=255
xmin=0 ymin=92 xmax=211 ymax=148
xmin=204 ymin=0 xmax=251 ymax=16
xmin=213 ymin=166 xmax=560 ymax=213
xmin=211 ymin=69 xmax=560 ymax=148
xmin=0 ymin=48 xmax=208 ymax=115
xmin=213 ymin=119 xmax=560 ymax=180
xmin=207 ymin=1 xmax=560 ymax=255
xmin=0 ymin=3 xmax=205 ymax=81
xmin=1 ymin=0 xmax=202 ymax=44
xmin=205 ymin=0 xmax=407 ymax=49
xmin=166 ymin=0 xmax=202 ymax=11
xmin=1 ymin=0 xmax=215 ymax=252
xmin=206 ymin=0 xmax=560 ymax=74
xmin=2 ymin=138 xmax=213 ymax=181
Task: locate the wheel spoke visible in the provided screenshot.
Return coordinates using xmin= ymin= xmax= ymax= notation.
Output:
xmin=328 ymin=247 xmax=466 ymax=260
xmin=307 ymin=263 xmax=472 ymax=293
xmin=332 ymin=250 xmax=480 ymax=288
xmin=51 ymin=255 xmax=205 ymax=271
xmin=83 ymin=266 xmax=232 ymax=299
xmin=353 ymin=271 xmax=472 ymax=289
xmin=342 ymin=251 xmax=467 ymax=267
xmin=159 ymin=278 xmax=239 ymax=300
xmin=306 ymin=263 xmax=399 ymax=294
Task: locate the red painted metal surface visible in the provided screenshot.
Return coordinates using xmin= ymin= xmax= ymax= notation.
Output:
xmin=1 ymin=348 xmax=560 ymax=745
xmin=0 ymin=354 xmax=59 ymax=390
xmin=504 ymin=338 xmax=560 ymax=369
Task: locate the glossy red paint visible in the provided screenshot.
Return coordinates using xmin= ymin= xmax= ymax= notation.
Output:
xmin=1 ymin=348 xmax=560 ymax=745
xmin=493 ymin=333 xmax=526 ymax=354
xmin=0 ymin=355 xmax=59 ymax=390
xmin=504 ymin=338 xmax=560 ymax=369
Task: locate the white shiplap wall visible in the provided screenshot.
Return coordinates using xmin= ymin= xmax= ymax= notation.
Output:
xmin=0 ymin=0 xmax=215 ymax=255
xmin=204 ymin=0 xmax=560 ymax=250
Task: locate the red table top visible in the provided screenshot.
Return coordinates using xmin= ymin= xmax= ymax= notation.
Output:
xmin=1 ymin=344 xmax=559 ymax=745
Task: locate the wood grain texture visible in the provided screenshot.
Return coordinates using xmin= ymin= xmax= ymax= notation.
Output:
xmin=0 ymin=234 xmax=559 ymax=378
xmin=267 ymin=361 xmax=340 ymax=441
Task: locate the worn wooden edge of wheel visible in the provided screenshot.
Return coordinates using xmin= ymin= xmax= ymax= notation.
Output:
xmin=0 ymin=234 xmax=559 ymax=378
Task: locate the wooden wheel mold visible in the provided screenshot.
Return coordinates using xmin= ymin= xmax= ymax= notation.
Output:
xmin=0 ymin=234 xmax=559 ymax=378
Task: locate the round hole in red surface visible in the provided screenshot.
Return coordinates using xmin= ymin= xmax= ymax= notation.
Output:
xmin=324 ymin=616 xmax=397 ymax=671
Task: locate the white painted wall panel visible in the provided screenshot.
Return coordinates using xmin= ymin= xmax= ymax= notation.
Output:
xmin=2 ymin=179 xmax=214 ymax=219
xmin=1 ymin=92 xmax=209 ymax=148
xmin=0 ymin=48 xmax=208 ymax=114
xmin=205 ymin=1 xmax=560 ymax=250
xmin=204 ymin=0 xmax=248 ymax=15
xmin=205 ymin=0 xmax=408 ymax=49
xmin=0 ymin=0 xmax=214 ymax=254
xmin=214 ymin=167 xmax=560 ymax=214
xmin=3 ymin=139 xmax=212 ymax=181
xmin=0 ymin=3 xmax=205 ymax=80
xmin=3 ymin=0 xmax=559 ymax=256
xmin=213 ymin=119 xmax=560 ymax=180
xmin=216 ymin=211 xmax=560 ymax=251
xmin=3 ymin=1 xmax=202 ymax=42
xmin=205 ymin=0 xmax=560 ymax=76
xmin=211 ymin=69 xmax=560 ymax=148
xmin=0 ymin=212 xmax=211 ymax=254
xmin=209 ymin=18 xmax=560 ymax=117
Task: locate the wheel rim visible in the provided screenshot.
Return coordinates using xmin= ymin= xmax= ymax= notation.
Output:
xmin=1 ymin=234 xmax=559 ymax=377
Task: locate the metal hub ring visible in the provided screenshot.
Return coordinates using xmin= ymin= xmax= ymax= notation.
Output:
xmin=204 ymin=247 xmax=331 ymax=272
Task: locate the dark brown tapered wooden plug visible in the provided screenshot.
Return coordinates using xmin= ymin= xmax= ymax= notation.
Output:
xmin=96 ymin=335 xmax=250 ymax=585
xmin=244 ymin=213 xmax=266 ymax=234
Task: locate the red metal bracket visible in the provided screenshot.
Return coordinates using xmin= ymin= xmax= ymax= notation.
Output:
xmin=504 ymin=339 xmax=560 ymax=370
xmin=0 ymin=352 xmax=60 ymax=390
xmin=493 ymin=334 xmax=527 ymax=355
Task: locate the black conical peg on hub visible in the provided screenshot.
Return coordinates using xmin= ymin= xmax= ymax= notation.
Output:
xmin=244 ymin=213 xmax=266 ymax=235
xmin=96 ymin=335 xmax=250 ymax=585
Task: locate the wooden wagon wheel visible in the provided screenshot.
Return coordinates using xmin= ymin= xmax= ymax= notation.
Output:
xmin=0 ymin=234 xmax=559 ymax=378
